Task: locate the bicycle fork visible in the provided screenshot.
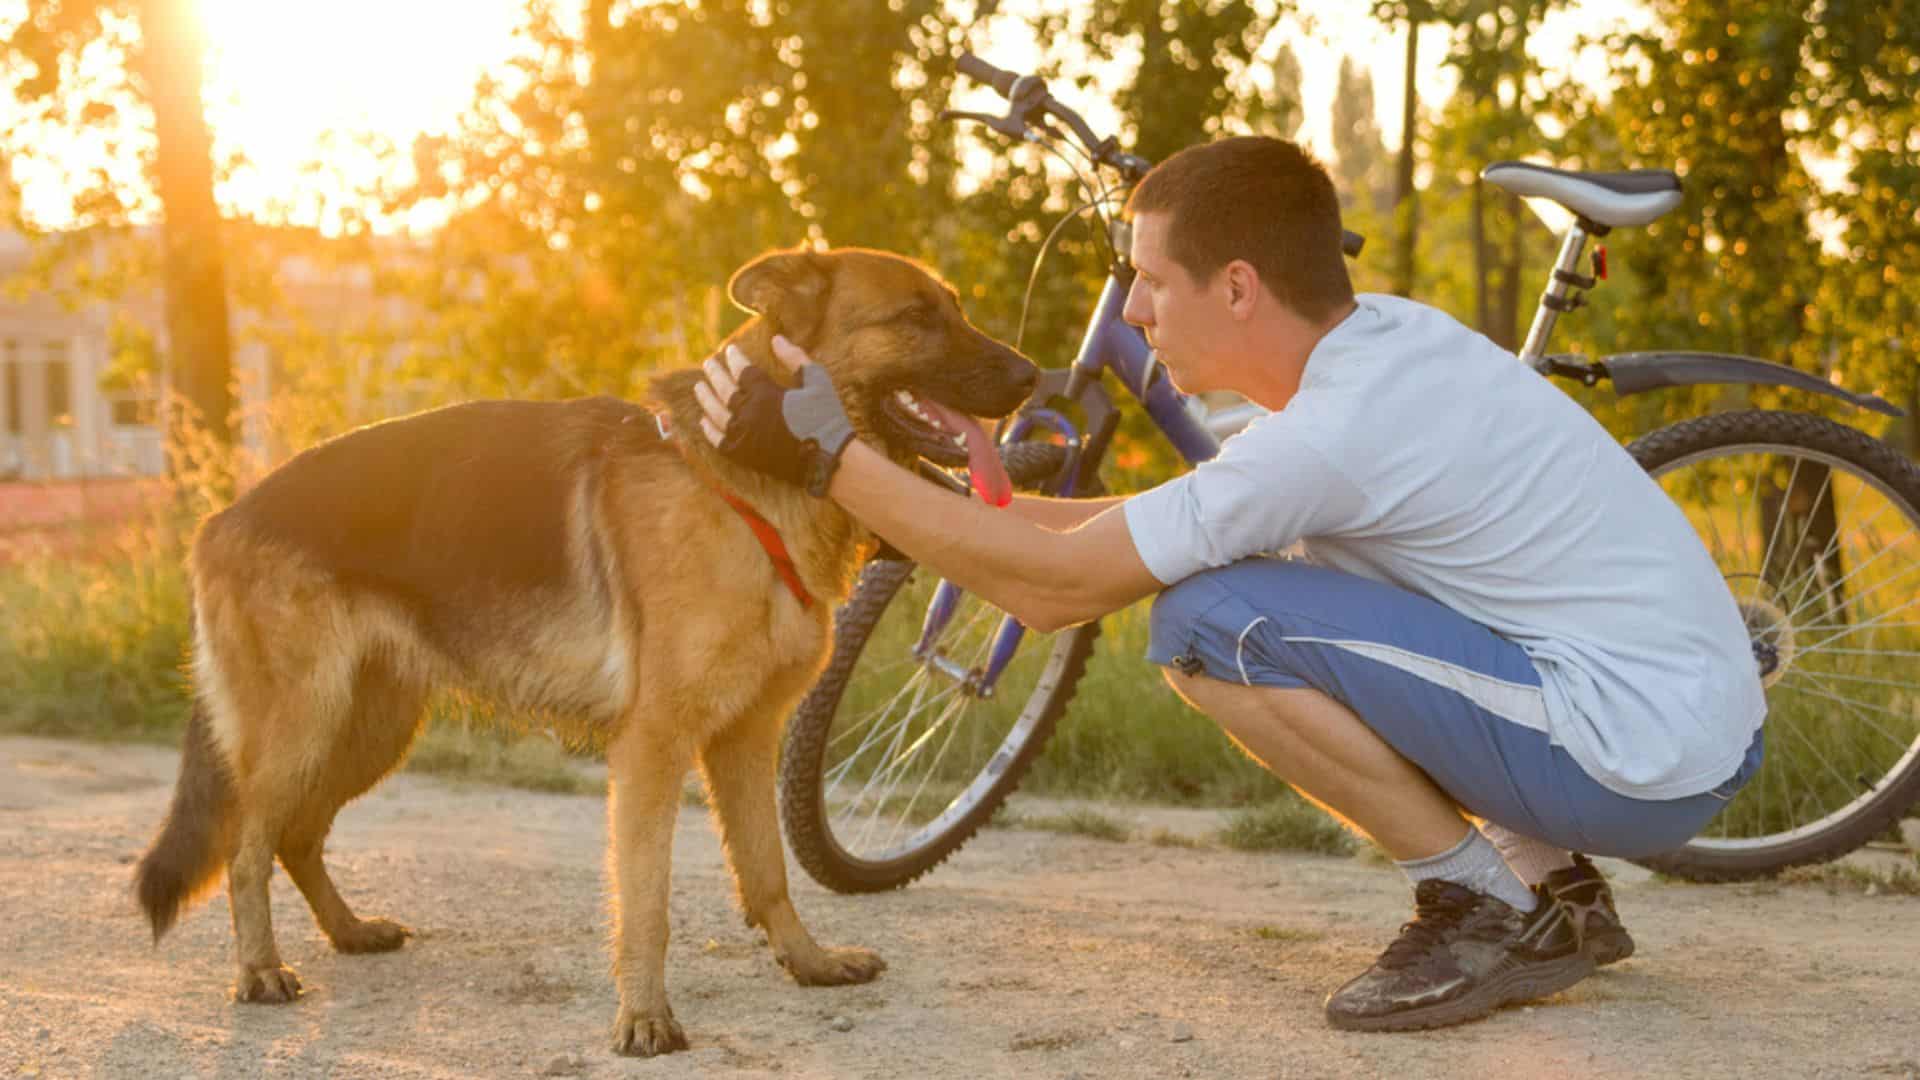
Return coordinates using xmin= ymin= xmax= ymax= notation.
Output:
xmin=910 ymin=408 xmax=1086 ymax=698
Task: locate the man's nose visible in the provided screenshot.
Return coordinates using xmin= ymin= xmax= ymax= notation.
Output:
xmin=1122 ymin=280 xmax=1151 ymax=328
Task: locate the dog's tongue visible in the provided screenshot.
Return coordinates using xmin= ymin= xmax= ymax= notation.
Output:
xmin=921 ymin=399 xmax=1012 ymax=507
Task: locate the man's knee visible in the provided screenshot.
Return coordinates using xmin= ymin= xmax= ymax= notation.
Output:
xmin=1147 ymin=572 xmax=1245 ymax=679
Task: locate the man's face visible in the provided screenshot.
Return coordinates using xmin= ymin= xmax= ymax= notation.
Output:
xmin=1121 ymin=210 xmax=1228 ymax=395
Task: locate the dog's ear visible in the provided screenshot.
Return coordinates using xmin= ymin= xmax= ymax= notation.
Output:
xmin=728 ymin=248 xmax=833 ymax=347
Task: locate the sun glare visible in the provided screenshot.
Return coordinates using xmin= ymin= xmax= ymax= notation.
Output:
xmin=197 ymin=0 xmax=531 ymax=232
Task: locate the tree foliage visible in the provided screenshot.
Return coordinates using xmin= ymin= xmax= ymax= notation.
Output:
xmin=2 ymin=0 xmax=1913 ymax=466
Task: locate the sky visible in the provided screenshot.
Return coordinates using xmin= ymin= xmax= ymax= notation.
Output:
xmin=1 ymin=0 xmax=1644 ymax=234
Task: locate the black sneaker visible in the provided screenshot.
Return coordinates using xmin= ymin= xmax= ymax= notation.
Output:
xmin=1324 ymin=880 xmax=1595 ymax=1032
xmin=1544 ymin=853 xmax=1635 ymax=966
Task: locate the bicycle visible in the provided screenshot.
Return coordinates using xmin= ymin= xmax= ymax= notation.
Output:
xmin=777 ymin=54 xmax=1920 ymax=890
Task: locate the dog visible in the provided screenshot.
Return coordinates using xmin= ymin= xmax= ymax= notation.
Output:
xmin=132 ymin=245 xmax=1039 ymax=1056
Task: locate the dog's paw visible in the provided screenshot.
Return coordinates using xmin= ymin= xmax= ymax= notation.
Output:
xmin=234 ymin=964 xmax=302 ymax=1004
xmin=612 ymin=1006 xmax=689 ymax=1057
xmin=788 ymin=945 xmax=887 ymax=987
xmin=331 ymin=916 xmax=412 ymax=954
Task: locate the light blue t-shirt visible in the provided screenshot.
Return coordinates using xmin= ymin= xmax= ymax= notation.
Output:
xmin=1123 ymin=293 xmax=1765 ymax=800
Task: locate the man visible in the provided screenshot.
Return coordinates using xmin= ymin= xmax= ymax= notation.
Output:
xmin=693 ymin=136 xmax=1765 ymax=1031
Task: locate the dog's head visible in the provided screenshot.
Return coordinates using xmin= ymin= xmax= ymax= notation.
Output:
xmin=728 ymin=246 xmax=1038 ymax=501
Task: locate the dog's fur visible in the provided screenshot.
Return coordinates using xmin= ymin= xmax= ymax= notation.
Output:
xmin=132 ymin=246 xmax=1037 ymax=1056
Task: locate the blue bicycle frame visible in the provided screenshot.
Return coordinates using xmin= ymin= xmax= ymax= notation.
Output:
xmin=911 ymin=264 xmax=1222 ymax=698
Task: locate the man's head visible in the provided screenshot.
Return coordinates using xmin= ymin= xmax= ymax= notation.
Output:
xmin=1121 ymin=136 xmax=1355 ymax=404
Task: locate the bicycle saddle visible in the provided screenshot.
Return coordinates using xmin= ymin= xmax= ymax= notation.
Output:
xmin=1480 ymin=161 xmax=1683 ymax=229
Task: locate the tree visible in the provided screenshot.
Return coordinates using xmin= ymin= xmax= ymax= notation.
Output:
xmin=3 ymin=0 xmax=235 ymax=449
xmin=1370 ymin=1 xmax=1438 ymax=297
xmin=1331 ymin=57 xmax=1388 ymax=210
xmin=1426 ymin=0 xmax=1565 ymax=349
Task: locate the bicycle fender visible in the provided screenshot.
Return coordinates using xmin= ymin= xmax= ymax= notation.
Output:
xmin=1602 ymin=351 xmax=1905 ymax=417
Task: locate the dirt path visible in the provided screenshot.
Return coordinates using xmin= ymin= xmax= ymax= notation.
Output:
xmin=2 ymin=735 xmax=1916 ymax=1079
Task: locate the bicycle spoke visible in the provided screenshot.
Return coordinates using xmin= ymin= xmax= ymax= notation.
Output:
xmin=826 ymin=664 xmax=944 ymax=763
xmin=1777 ymin=519 xmax=1914 ymax=628
xmin=1778 ymin=667 xmax=1920 ymax=695
xmin=850 ymin=691 xmax=969 ymax=850
xmin=880 ymin=693 xmax=976 ymax=850
xmin=1754 ymin=453 xmax=1805 ymax=592
xmin=831 ymin=674 xmax=959 ymax=811
xmin=1777 ymin=671 xmax=1920 ymax=734
xmin=1798 ymin=592 xmax=1920 ymax=659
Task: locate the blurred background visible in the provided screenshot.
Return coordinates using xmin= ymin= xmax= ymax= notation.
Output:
xmin=2 ymin=0 xmax=1914 ymax=811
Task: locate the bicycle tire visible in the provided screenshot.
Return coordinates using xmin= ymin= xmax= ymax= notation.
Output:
xmin=780 ymin=441 xmax=1102 ymax=893
xmin=1627 ymin=410 xmax=1920 ymax=881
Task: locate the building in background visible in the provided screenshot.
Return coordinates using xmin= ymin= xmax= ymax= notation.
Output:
xmin=0 ymin=229 xmax=414 ymax=482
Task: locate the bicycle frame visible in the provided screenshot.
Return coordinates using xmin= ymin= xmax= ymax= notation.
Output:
xmin=1523 ymin=222 xmax=1903 ymax=416
xmin=909 ymin=77 xmax=1906 ymax=699
xmin=913 ymin=237 xmax=1223 ymax=697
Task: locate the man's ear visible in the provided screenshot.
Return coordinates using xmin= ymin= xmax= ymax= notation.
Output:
xmin=728 ymin=247 xmax=833 ymax=347
xmin=1223 ymin=260 xmax=1262 ymax=318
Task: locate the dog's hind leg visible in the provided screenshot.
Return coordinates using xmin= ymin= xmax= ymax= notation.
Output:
xmin=698 ymin=691 xmax=885 ymax=988
xmin=225 ymin=764 xmax=307 ymax=1003
xmin=605 ymin=702 xmax=694 ymax=1058
xmin=278 ymin=657 xmax=426 ymax=955
xmin=221 ymin=642 xmax=370 ymax=1003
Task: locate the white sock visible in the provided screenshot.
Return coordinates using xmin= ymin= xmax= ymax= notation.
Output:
xmin=1396 ymin=827 xmax=1538 ymax=913
xmin=1481 ymin=821 xmax=1576 ymax=886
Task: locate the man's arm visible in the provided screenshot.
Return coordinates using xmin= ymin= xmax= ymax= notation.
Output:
xmin=694 ymin=338 xmax=1164 ymax=629
xmin=1006 ymin=492 xmax=1128 ymax=532
xmin=829 ymin=440 xmax=1161 ymax=632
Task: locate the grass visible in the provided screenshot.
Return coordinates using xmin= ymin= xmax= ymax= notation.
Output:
xmin=1249 ymin=924 xmax=1324 ymax=944
xmin=404 ymin=717 xmax=600 ymax=796
xmin=0 ymin=524 xmax=195 ymax=744
xmin=993 ymin=806 xmax=1133 ymax=842
xmin=1779 ymin=858 xmax=1920 ymax=897
xmin=1215 ymin=797 xmax=1358 ymax=856
xmin=8 ymin=443 xmax=1919 ymax=840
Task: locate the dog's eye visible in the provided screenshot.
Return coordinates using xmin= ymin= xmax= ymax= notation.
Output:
xmin=895 ymin=304 xmax=938 ymax=329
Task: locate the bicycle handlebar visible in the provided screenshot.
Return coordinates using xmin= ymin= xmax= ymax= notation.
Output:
xmin=956 ymin=53 xmax=1018 ymax=98
xmin=954 ymin=53 xmax=1365 ymax=259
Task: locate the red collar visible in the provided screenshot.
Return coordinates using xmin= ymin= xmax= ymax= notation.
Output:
xmin=657 ymin=412 xmax=814 ymax=610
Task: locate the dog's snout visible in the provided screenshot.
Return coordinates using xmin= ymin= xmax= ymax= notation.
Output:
xmin=1010 ymin=358 xmax=1040 ymax=395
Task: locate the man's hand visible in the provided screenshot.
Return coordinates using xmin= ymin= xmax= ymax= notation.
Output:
xmin=695 ymin=336 xmax=854 ymax=495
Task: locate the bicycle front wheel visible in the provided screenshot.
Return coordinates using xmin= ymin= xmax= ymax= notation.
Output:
xmin=1628 ymin=410 xmax=1920 ymax=881
xmin=779 ymin=442 xmax=1101 ymax=893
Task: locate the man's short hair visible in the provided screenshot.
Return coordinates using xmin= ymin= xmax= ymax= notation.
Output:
xmin=1125 ymin=136 xmax=1354 ymax=321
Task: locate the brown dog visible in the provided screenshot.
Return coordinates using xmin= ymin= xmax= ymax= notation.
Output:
xmin=132 ymin=246 xmax=1038 ymax=1055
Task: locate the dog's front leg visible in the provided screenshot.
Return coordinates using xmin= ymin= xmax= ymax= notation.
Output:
xmin=605 ymin=722 xmax=692 ymax=1057
xmin=699 ymin=707 xmax=886 ymax=986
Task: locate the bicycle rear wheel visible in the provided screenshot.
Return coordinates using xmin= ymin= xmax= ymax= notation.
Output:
xmin=1628 ymin=410 xmax=1920 ymax=881
xmin=779 ymin=442 xmax=1101 ymax=893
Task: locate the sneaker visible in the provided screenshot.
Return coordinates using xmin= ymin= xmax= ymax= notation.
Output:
xmin=1544 ymin=853 xmax=1636 ymax=966
xmin=1324 ymin=879 xmax=1595 ymax=1032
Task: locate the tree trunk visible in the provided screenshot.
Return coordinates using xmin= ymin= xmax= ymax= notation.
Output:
xmin=1494 ymin=192 xmax=1523 ymax=351
xmin=1759 ymin=459 xmax=1844 ymax=623
xmin=1391 ymin=19 xmax=1419 ymax=298
xmin=1472 ymin=174 xmax=1489 ymax=335
xmin=139 ymin=0 xmax=233 ymax=452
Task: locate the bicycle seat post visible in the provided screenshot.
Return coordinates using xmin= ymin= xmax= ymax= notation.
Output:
xmin=1517 ymin=224 xmax=1595 ymax=372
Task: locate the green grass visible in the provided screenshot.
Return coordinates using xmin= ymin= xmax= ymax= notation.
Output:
xmin=1215 ymin=797 xmax=1357 ymax=856
xmin=0 ymin=527 xmax=194 ymax=743
xmin=0 ymin=525 xmax=603 ymax=797
xmin=404 ymin=714 xmax=600 ymax=796
xmin=993 ymin=806 xmax=1133 ymax=842
xmin=8 ymin=477 xmax=1920 ymax=834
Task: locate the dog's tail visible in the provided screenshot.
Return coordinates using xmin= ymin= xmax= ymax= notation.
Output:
xmin=134 ymin=694 xmax=237 ymax=942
